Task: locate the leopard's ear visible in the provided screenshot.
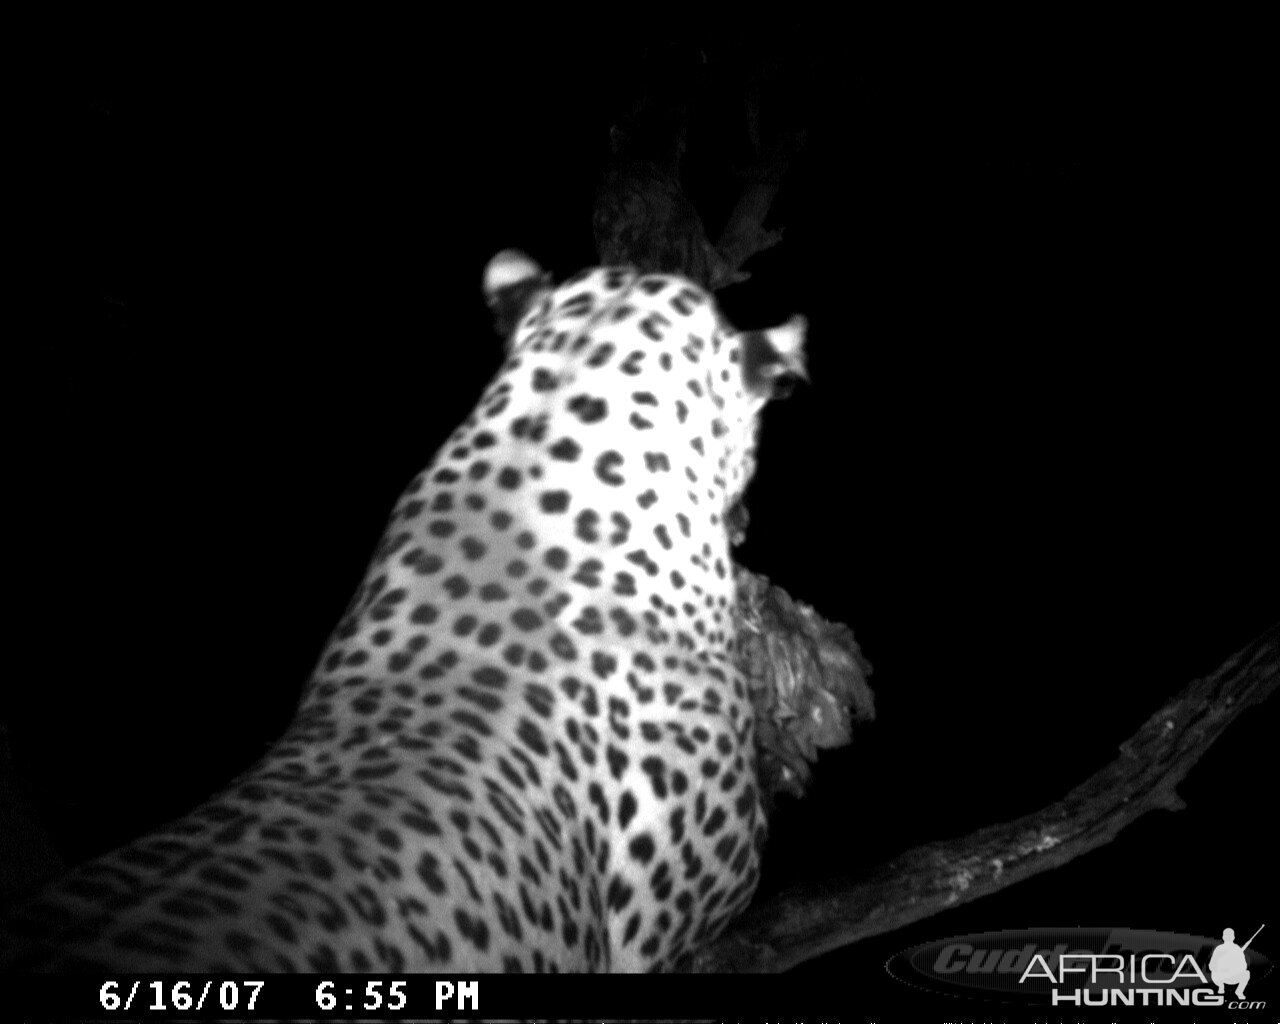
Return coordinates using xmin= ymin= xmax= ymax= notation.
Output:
xmin=741 ymin=315 xmax=808 ymax=399
xmin=483 ymin=250 xmax=552 ymax=345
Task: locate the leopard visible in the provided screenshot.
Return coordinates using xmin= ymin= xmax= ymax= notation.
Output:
xmin=1 ymin=249 xmax=807 ymax=973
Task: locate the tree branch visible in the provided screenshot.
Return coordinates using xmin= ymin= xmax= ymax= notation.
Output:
xmin=689 ymin=620 xmax=1280 ymax=972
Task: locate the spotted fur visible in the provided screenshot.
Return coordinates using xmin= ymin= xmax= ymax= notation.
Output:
xmin=2 ymin=252 xmax=806 ymax=973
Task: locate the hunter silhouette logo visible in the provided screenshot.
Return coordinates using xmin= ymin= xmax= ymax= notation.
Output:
xmin=1210 ymin=924 xmax=1263 ymax=999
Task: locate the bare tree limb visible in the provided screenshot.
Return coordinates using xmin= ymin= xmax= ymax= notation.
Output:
xmin=591 ymin=41 xmax=801 ymax=292
xmin=712 ymin=119 xmax=796 ymax=283
xmin=689 ymin=620 xmax=1280 ymax=972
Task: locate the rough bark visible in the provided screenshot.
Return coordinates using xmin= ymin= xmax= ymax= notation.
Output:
xmin=688 ymin=620 xmax=1280 ymax=972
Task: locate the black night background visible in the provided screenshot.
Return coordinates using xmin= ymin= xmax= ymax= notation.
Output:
xmin=7 ymin=17 xmax=1276 ymax=1020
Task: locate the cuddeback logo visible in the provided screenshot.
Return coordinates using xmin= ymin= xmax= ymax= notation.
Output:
xmin=886 ymin=925 xmax=1270 ymax=1008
